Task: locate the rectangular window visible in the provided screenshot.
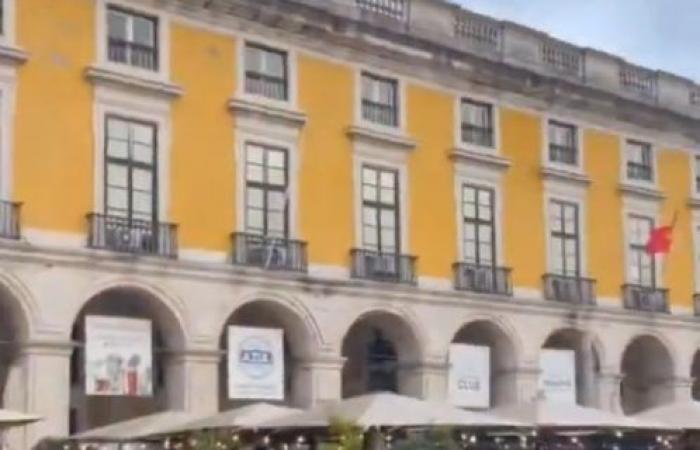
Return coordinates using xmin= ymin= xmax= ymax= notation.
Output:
xmin=462 ymin=185 xmax=495 ymax=266
xmin=548 ymin=121 xmax=578 ymax=166
xmin=461 ymin=99 xmax=494 ymax=148
xmin=244 ymin=43 xmax=288 ymax=101
xmin=361 ymin=166 xmax=399 ymax=253
xmin=628 ymin=215 xmax=655 ymax=287
xmin=694 ymin=155 xmax=700 ymax=194
xmin=626 ymin=140 xmax=654 ymax=182
xmin=105 ymin=116 xmax=157 ymax=222
xmin=244 ymin=144 xmax=289 ymax=238
xmin=361 ymin=73 xmax=398 ymax=127
xmin=549 ymin=200 xmax=580 ymax=277
xmin=107 ymin=6 xmax=158 ymax=71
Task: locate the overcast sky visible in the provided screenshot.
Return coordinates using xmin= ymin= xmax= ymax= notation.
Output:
xmin=456 ymin=0 xmax=700 ymax=82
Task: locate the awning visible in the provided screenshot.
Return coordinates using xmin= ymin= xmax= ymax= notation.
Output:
xmin=634 ymin=400 xmax=700 ymax=430
xmin=70 ymin=411 xmax=204 ymax=442
xmin=0 ymin=409 xmax=42 ymax=427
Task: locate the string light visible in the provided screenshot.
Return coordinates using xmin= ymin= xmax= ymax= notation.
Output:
xmin=232 ymin=433 xmax=239 ymax=442
xmin=614 ymin=430 xmax=623 ymax=439
xmin=469 ymin=435 xmax=477 ymax=444
xmin=297 ymin=435 xmax=306 ymax=444
xmin=263 ymin=435 xmax=271 ymax=445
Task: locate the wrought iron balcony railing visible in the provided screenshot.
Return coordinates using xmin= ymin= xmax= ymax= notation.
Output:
xmin=543 ymin=274 xmax=596 ymax=305
xmin=453 ymin=263 xmax=511 ymax=296
xmin=362 ymin=100 xmax=398 ymax=127
xmin=549 ymin=144 xmax=578 ymax=166
xmin=244 ymin=72 xmax=288 ymax=101
xmin=356 ymin=0 xmax=407 ymax=21
xmin=87 ymin=213 xmax=177 ymax=258
xmin=694 ymin=293 xmax=700 ymax=316
xmin=461 ymin=124 xmax=494 ymax=148
xmin=231 ymin=232 xmax=307 ymax=272
xmin=351 ymin=249 xmax=416 ymax=284
xmin=107 ymin=38 xmax=158 ymax=71
xmin=0 ymin=201 xmax=20 ymax=240
xmin=623 ymin=284 xmax=669 ymax=313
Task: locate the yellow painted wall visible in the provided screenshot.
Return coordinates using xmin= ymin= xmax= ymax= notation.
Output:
xmin=501 ymin=108 xmax=545 ymax=288
xmin=406 ymin=85 xmax=455 ymax=278
xmin=170 ymin=24 xmax=235 ymax=250
xmin=659 ymin=149 xmax=694 ymax=308
xmin=15 ymin=0 xmax=95 ymax=232
xmin=297 ymin=55 xmax=354 ymax=265
xmin=585 ymin=130 xmax=624 ymax=298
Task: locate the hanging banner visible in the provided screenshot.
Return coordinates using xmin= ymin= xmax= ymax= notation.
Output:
xmin=228 ymin=326 xmax=284 ymax=400
xmin=85 ymin=316 xmax=153 ymax=397
xmin=539 ymin=349 xmax=576 ymax=404
xmin=447 ymin=344 xmax=490 ymax=408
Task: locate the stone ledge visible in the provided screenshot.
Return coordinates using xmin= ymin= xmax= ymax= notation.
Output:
xmin=450 ymin=147 xmax=511 ymax=171
xmin=228 ymin=97 xmax=307 ymax=127
xmin=0 ymin=44 xmax=28 ymax=65
xmin=540 ymin=165 xmax=591 ymax=187
xmin=618 ymin=182 xmax=665 ymax=201
xmin=346 ymin=125 xmax=416 ymax=151
xmin=84 ymin=65 xmax=183 ymax=98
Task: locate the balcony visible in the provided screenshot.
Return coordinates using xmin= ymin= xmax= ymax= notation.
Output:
xmin=231 ymin=232 xmax=307 ymax=272
xmin=362 ymin=99 xmax=398 ymax=127
xmin=87 ymin=213 xmax=177 ymax=258
xmin=244 ymin=72 xmax=288 ymax=101
xmin=623 ymin=284 xmax=669 ymax=313
xmin=540 ymin=41 xmax=583 ymax=79
xmin=619 ymin=63 xmax=657 ymax=100
xmin=356 ymin=0 xmax=407 ymax=21
xmin=453 ymin=263 xmax=511 ymax=296
xmin=543 ymin=274 xmax=596 ymax=305
xmin=107 ymin=38 xmax=158 ymax=71
xmin=0 ymin=201 xmax=20 ymax=240
xmin=694 ymin=294 xmax=700 ymax=316
xmin=350 ymin=249 xmax=416 ymax=284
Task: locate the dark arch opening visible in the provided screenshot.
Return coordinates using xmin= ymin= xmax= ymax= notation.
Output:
xmin=620 ymin=335 xmax=674 ymax=414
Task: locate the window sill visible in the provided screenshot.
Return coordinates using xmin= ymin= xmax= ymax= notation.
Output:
xmin=347 ymin=125 xmax=416 ymax=151
xmin=450 ymin=146 xmax=510 ymax=171
xmin=618 ymin=182 xmax=665 ymax=201
xmin=540 ymin=165 xmax=591 ymax=187
xmin=228 ymin=97 xmax=307 ymax=128
xmin=0 ymin=43 xmax=28 ymax=65
xmin=84 ymin=64 xmax=183 ymax=99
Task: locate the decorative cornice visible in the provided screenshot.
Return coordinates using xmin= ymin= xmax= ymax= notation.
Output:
xmin=618 ymin=182 xmax=665 ymax=201
xmin=84 ymin=65 xmax=184 ymax=99
xmin=228 ymin=97 xmax=307 ymax=127
xmin=540 ymin=166 xmax=591 ymax=187
xmin=0 ymin=44 xmax=28 ymax=65
xmin=346 ymin=125 xmax=416 ymax=151
xmin=450 ymin=147 xmax=511 ymax=171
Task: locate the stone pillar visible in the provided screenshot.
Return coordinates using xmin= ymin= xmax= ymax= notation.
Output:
xmin=579 ymin=335 xmax=597 ymax=407
xmin=499 ymin=363 xmax=540 ymax=404
xmin=21 ymin=340 xmax=73 ymax=450
xmin=166 ymin=349 xmax=221 ymax=416
xmin=596 ymin=370 xmax=623 ymax=413
xmin=398 ymin=357 xmax=448 ymax=401
xmin=664 ymin=376 xmax=693 ymax=404
xmin=293 ymin=355 xmax=345 ymax=407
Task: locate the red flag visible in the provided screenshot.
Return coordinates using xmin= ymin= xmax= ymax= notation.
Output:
xmin=645 ymin=225 xmax=673 ymax=255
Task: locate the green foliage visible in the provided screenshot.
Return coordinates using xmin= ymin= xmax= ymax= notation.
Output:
xmin=328 ymin=417 xmax=364 ymax=450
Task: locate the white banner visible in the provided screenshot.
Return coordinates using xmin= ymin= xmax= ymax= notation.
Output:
xmin=85 ymin=316 xmax=153 ymax=397
xmin=447 ymin=344 xmax=490 ymax=408
xmin=228 ymin=326 xmax=284 ymax=400
xmin=539 ymin=349 xmax=576 ymax=404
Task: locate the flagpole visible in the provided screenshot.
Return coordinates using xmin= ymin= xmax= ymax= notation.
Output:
xmin=264 ymin=187 xmax=290 ymax=270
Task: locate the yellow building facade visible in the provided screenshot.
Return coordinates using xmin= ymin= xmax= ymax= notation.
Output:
xmin=1 ymin=0 xmax=700 ymax=447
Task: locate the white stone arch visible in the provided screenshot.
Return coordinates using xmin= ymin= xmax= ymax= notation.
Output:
xmin=448 ymin=315 xmax=522 ymax=407
xmin=0 ymin=268 xmax=40 ymax=340
xmin=619 ymin=332 xmax=677 ymax=414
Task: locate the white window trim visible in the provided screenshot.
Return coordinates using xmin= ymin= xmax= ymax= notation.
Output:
xmin=235 ymin=36 xmax=299 ymax=111
xmin=542 ymin=115 xmax=585 ymax=174
xmin=0 ymin=69 xmax=17 ymax=200
xmin=621 ymin=199 xmax=662 ymax=287
xmin=543 ymin=192 xmax=588 ymax=277
xmin=620 ymin=135 xmax=659 ymax=189
xmin=353 ymin=155 xmax=409 ymax=255
xmin=234 ymin=130 xmax=300 ymax=240
xmin=354 ymin=66 xmax=408 ymax=135
xmin=93 ymin=88 xmax=171 ymax=223
xmin=0 ymin=0 xmax=16 ymax=47
xmin=454 ymin=94 xmax=500 ymax=155
xmin=453 ymin=175 xmax=504 ymax=267
xmin=95 ymin=0 xmax=171 ymax=82
xmin=693 ymin=213 xmax=700 ymax=292
xmin=690 ymin=152 xmax=700 ymax=199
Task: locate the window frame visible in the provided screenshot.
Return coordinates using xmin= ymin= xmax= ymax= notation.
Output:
xmin=547 ymin=120 xmax=579 ymax=167
xmin=243 ymin=42 xmax=290 ymax=102
xmin=461 ymin=184 xmax=496 ymax=266
xmin=624 ymin=138 xmax=656 ymax=184
xmin=360 ymin=164 xmax=401 ymax=254
xmin=692 ymin=154 xmax=700 ymax=197
xmin=243 ymin=143 xmax=289 ymax=239
xmin=459 ymin=98 xmax=495 ymax=150
xmin=360 ymin=71 xmax=400 ymax=129
xmin=541 ymin=116 xmax=584 ymax=173
xmin=548 ymin=199 xmax=581 ymax=277
xmin=626 ymin=214 xmax=657 ymax=287
xmin=103 ymin=114 xmax=159 ymax=223
xmin=106 ymin=4 xmax=160 ymax=72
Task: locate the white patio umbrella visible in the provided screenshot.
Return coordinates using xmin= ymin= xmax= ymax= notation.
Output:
xmin=158 ymin=403 xmax=303 ymax=435
xmin=260 ymin=392 xmax=524 ymax=429
xmin=70 ymin=411 xmax=204 ymax=442
xmin=0 ymin=409 xmax=41 ymax=427
xmin=492 ymin=397 xmax=672 ymax=430
xmin=634 ymin=400 xmax=700 ymax=430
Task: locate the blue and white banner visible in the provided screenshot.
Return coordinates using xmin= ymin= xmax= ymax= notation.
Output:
xmin=539 ymin=349 xmax=576 ymax=404
xmin=448 ymin=344 xmax=490 ymax=408
xmin=228 ymin=326 xmax=284 ymax=400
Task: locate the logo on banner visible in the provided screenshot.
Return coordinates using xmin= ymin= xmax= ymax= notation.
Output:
xmin=228 ymin=325 xmax=284 ymax=400
xmin=448 ymin=344 xmax=490 ymax=408
xmin=238 ymin=336 xmax=275 ymax=379
xmin=539 ymin=349 xmax=576 ymax=404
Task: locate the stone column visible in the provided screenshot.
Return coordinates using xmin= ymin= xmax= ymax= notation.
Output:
xmin=293 ymin=354 xmax=345 ymax=407
xmin=664 ymin=376 xmax=693 ymax=404
xmin=498 ymin=363 xmax=540 ymax=404
xmin=596 ymin=370 xmax=623 ymax=413
xmin=166 ymin=348 xmax=221 ymax=416
xmin=578 ymin=335 xmax=597 ymax=407
xmin=398 ymin=356 xmax=449 ymax=401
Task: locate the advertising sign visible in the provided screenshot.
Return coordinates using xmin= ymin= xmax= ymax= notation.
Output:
xmin=447 ymin=344 xmax=490 ymax=408
xmin=228 ymin=326 xmax=284 ymax=400
xmin=539 ymin=349 xmax=576 ymax=404
xmin=85 ymin=316 xmax=153 ymax=397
